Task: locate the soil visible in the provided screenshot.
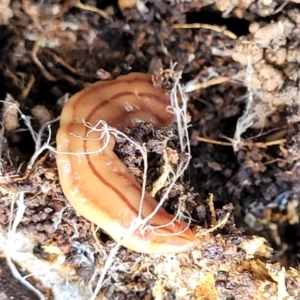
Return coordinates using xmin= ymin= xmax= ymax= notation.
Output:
xmin=1 ymin=0 xmax=300 ymax=299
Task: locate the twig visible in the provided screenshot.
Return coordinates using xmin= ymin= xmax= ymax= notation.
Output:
xmin=246 ymin=139 xmax=287 ymax=148
xmin=196 ymin=136 xmax=286 ymax=149
xmin=196 ymin=136 xmax=232 ymax=146
xmin=30 ymin=37 xmax=56 ymax=81
xmin=20 ymin=75 xmax=35 ymax=101
xmin=43 ymin=49 xmax=77 ymax=74
xmin=75 ymin=0 xmax=109 ymax=19
xmin=193 ymin=76 xmax=232 ymax=91
xmin=173 ymin=23 xmax=237 ymax=39
xmin=184 ymin=75 xmax=232 ymax=93
xmin=198 ymin=213 xmax=231 ymax=236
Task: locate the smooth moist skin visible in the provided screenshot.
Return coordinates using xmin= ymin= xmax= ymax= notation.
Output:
xmin=56 ymin=73 xmax=198 ymax=254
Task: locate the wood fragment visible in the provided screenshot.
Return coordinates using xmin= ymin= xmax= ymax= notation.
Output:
xmin=196 ymin=136 xmax=287 ymax=149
